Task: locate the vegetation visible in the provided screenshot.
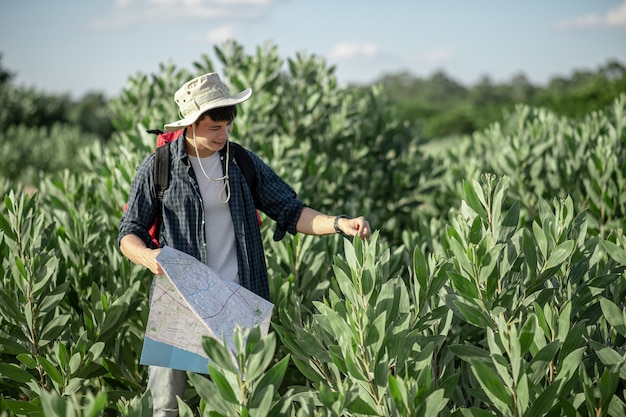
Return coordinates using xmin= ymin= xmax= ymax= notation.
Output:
xmin=0 ymin=42 xmax=625 ymax=416
xmin=378 ymin=60 xmax=626 ymax=138
xmin=0 ymin=54 xmax=114 ymax=184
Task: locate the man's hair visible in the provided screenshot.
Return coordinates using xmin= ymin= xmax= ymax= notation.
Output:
xmin=196 ymin=105 xmax=238 ymax=124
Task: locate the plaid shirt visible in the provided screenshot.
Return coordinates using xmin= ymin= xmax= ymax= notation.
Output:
xmin=118 ymin=136 xmax=305 ymax=300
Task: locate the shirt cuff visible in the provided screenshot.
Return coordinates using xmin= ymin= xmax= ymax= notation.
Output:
xmin=272 ymin=201 xmax=305 ymax=241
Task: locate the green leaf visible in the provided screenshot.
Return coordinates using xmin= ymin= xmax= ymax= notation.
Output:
xmin=332 ymin=265 xmax=361 ymax=310
xmin=177 ymin=398 xmax=195 ymax=417
xmin=453 ymin=299 xmax=494 ymax=329
xmin=600 ymin=297 xmax=626 ymax=336
xmin=88 ymin=342 xmax=106 ymax=361
xmin=519 ymin=315 xmax=536 ymax=355
xmin=68 ymin=352 xmax=82 ymax=374
xmin=600 ymin=239 xmax=626 ymax=265
xmin=608 ymin=395 xmax=626 ymax=417
xmin=532 ymin=221 xmax=548 ymax=260
xmin=413 ymin=245 xmax=428 ymax=291
xmin=0 ymin=290 xmax=26 ymax=324
xmin=202 ymin=336 xmax=238 ymax=374
xmin=421 ymin=388 xmax=448 ymax=417
xmin=188 ymin=371 xmax=232 ymax=414
xmin=248 ymin=386 xmax=273 ymax=415
xmin=37 ymin=355 xmax=64 ymax=385
xmin=0 ymin=363 xmax=36 ymax=383
xmin=0 ymin=399 xmax=41 ymax=414
xmin=544 ymin=240 xmax=575 ymax=270
xmin=17 ymin=353 xmax=38 ymax=369
xmin=524 ymin=383 xmax=560 ymax=417
xmin=591 ymin=340 xmax=626 ymax=380
xmin=555 ymin=347 xmax=585 ymax=385
xmin=599 ymin=368 xmax=619 ymax=412
xmin=455 ymin=408 xmax=497 ymax=416
xmin=345 ymin=389 xmax=381 ymax=415
xmin=208 ymin=364 xmax=239 ymax=404
xmin=0 ymin=336 xmax=29 ymax=355
xmin=388 ymin=375 xmax=409 ymax=415
xmin=84 ymin=392 xmax=107 ymax=417
xmin=556 ymin=301 xmax=572 ymax=343
xmin=449 ymin=238 xmax=474 ymax=277
xmin=468 ymin=359 xmax=512 ymax=415
xmin=498 ymin=200 xmax=520 ymax=242
xmin=523 ymin=229 xmax=538 ymax=279
xmin=56 ymin=342 xmax=69 ymax=370
xmin=344 ymin=348 xmax=367 ymax=381
xmin=38 ymin=282 xmax=70 ymax=313
xmin=253 ymin=355 xmax=289 ymax=395
xmin=528 ymin=341 xmax=560 ymax=386
xmin=0 ymin=211 xmax=18 ymax=242
xmin=244 ymin=333 xmax=275 ymax=383
xmin=464 ymin=180 xmax=488 ymax=221
xmin=313 ymin=302 xmax=353 ymax=345
xmin=40 ymin=314 xmax=71 ymax=346
xmin=448 ymin=344 xmax=491 ymax=362
xmin=448 ymin=271 xmax=480 ymax=299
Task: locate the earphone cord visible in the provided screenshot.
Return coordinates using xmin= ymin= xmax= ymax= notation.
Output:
xmin=192 ymin=125 xmax=231 ymax=203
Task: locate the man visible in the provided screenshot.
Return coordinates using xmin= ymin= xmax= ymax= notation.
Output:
xmin=118 ymin=72 xmax=371 ymax=416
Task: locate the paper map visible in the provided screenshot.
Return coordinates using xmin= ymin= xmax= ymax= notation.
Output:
xmin=139 ymin=246 xmax=274 ymax=374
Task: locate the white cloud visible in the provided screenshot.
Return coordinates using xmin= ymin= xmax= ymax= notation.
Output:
xmin=206 ymin=24 xmax=240 ymax=43
xmin=422 ymin=48 xmax=454 ymax=66
xmin=328 ymin=42 xmax=379 ymax=61
xmin=92 ymin=0 xmax=278 ymax=29
xmin=557 ymin=1 xmax=626 ymax=29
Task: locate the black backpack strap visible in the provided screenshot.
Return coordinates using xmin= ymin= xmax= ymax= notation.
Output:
xmin=230 ymin=142 xmax=258 ymax=199
xmin=153 ymin=143 xmax=171 ymax=242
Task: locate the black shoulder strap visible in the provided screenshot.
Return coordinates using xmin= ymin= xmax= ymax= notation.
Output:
xmin=154 ymin=142 xmax=171 ymax=202
xmin=154 ymin=142 xmax=171 ymax=238
xmin=230 ymin=142 xmax=257 ymax=195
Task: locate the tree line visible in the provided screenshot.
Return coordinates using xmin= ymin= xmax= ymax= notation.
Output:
xmin=374 ymin=59 xmax=626 ymax=138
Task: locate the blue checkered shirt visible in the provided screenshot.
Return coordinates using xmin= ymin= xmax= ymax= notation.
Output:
xmin=118 ymin=136 xmax=305 ymax=300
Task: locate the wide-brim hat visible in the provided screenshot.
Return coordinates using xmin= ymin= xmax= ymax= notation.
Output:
xmin=164 ymin=72 xmax=252 ymax=132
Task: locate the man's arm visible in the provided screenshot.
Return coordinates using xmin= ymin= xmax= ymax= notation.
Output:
xmin=296 ymin=207 xmax=371 ymax=239
xmin=120 ymin=234 xmax=164 ymax=275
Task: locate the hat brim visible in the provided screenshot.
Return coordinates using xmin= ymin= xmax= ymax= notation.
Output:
xmin=163 ymin=88 xmax=252 ymax=132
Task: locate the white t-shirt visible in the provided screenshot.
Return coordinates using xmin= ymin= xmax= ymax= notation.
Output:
xmin=188 ymin=152 xmax=239 ymax=284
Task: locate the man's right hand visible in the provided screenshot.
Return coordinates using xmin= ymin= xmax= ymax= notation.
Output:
xmin=120 ymin=234 xmax=164 ymax=275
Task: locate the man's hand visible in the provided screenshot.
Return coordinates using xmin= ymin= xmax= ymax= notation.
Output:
xmin=120 ymin=234 xmax=164 ymax=275
xmin=338 ymin=215 xmax=371 ymax=239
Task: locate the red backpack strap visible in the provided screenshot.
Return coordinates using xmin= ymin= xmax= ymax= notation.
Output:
xmin=147 ymin=129 xmax=184 ymax=147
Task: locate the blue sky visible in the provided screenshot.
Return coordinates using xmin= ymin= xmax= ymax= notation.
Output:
xmin=1 ymin=0 xmax=625 ymax=99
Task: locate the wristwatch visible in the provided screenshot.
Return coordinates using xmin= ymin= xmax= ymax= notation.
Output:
xmin=334 ymin=214 xmax=350 ymax=238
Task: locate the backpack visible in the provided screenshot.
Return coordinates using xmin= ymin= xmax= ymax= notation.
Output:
xmin=126 ymin=129 xmax=261 ymax=247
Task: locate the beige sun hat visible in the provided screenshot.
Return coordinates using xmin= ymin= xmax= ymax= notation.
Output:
xmin=163 ymin=72 xmax=252 ymax=132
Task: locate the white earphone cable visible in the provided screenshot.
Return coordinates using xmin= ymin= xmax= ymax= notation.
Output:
xmin=191 ymin=124 xmax=231 ymax=203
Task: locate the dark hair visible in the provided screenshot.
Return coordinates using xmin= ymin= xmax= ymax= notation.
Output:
xmin=196 ymin=105 xmax=238 ymax=124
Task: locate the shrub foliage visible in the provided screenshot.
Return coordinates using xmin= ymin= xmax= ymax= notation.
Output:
xmin=1 ymin=41 xmax=625 ymax=416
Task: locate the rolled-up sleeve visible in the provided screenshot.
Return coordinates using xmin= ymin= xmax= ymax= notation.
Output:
xmin=249 ymin=153 xmax=305 ymax=241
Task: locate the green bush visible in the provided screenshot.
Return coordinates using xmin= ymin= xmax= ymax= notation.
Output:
xmin=1 ymin=41 xmax=625 ymax=416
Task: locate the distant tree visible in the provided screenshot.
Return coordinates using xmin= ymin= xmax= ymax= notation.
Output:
xmin=0 ymin=53 xmax=13 ymax=85
xmin=508 ymin=73 xmax=536 ymax=103
xmin=601 ymin=59 xmax=625 ymax=80
xmin=0 ymin=84 xmax=71 ymax=129
xmin=68 ymin=92 xmax=115 ymax=140
xmin=375 ymin=59 xmax=626 ymax=139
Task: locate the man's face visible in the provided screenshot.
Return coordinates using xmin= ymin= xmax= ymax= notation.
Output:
xmin=187 ymin=115 xmax=233 ymax=157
